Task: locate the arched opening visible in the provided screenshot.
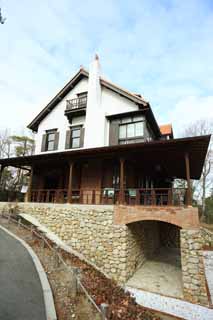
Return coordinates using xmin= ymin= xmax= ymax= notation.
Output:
xmin=126 ymin=220 xmax=183 ymax=298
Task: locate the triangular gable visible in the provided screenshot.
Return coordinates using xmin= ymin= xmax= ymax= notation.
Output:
xmin=28 ymin=68 xmax=88 ymax=131
xmin=28 ymin=68 xmax=148 ymax=132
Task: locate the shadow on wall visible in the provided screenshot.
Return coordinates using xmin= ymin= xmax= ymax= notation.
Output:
xmin=126 ymin=220 xmax=181 ymax=276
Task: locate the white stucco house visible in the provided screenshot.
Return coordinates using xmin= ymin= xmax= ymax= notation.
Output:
xmin=0 ymin=55 xmax=211 ymax=307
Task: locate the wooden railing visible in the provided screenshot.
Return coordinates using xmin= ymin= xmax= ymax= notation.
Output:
xmin=31 ymin=189 xmax=67 ymax=203
xmin=66 ymin=96 xmax=87 ymax=111
xmin=31 ymin=188 xmax=188 ymax=206
xmin=124 ymin=188 xmax=188 ymax=206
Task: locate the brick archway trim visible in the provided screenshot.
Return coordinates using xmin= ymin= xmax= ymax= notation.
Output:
xmin=114 ymin=206 xmax=200 ymax=229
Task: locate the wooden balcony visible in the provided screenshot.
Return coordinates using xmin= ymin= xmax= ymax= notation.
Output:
xmin=65 ymin=96 xmax=87 ymax=120
xmin=31 ymin=187 xmax=189 ymax=206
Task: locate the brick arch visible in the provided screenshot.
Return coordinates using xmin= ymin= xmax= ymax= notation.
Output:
xmin=114 ymin=206 xmax=200 ymax=229
xmin=126 ymin=216 xmax=183 ymax=228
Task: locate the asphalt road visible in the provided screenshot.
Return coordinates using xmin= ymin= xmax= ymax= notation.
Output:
xmin=0 ymin=228 xmax=46 ymax=320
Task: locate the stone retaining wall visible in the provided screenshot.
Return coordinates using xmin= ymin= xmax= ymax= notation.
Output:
xmin=201 ymin=227 xmax=213 ymax=247
xmin=126 ymin=221 xmax=160 ymax=278
xmin=159 ymin=222 xmax=180 ymax=248
xmin=180 ymin=229 xmax=208 ymax=305
xmin=0 ymin=202 xmax=128 ymax=283
xmin=0 ymin=202 xmax=209 ymax=306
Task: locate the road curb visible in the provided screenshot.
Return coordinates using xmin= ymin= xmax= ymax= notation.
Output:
xmin=0 ymin=224 xmax=57 ymax=320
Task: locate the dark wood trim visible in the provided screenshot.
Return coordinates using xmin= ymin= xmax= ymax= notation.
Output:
xmin=27 ymin=166 xmax=34 ymax=202
xmin=109 ymin=119 xmax=119 ymax=146
xmin=54 ymin=132 xmax=59 ymax=150
xmin=28 ymin=69 xmax=88 ymax=132
xmin=45 ymin=128 xmax=58 ymax=133
xmin=65 ymin=130 xmax=71 ymax=149
xmin=106 ymin=108 xmax=161 ymax=138
xmin=67 ymin=162 xmax=74 ymax=203
xmin=77 ymin=91 xmax=88 ymax=97
xmin=106 ymin=109 xmax=148 ymax=120
xmin=119 ymin=158 xmax=125 ymax=204
xmin=28 ymin=68 xmax=148 ymax=132
xmin=0 ymin=135 xmax=210 ymax=181
xmin=30 ymin=187 xmax=188 ymax=206
xmin=64 ymin=108 xmax=86 ymax=120
xmin=185 ymin=152 xmax=192 ymax=206
xmin=41 ymin=134 xmax=47 ymax=152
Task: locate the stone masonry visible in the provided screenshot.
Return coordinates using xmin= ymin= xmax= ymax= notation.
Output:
xmin=0 ymin=202 xmax=128 ymax=283
xmin=126 ymin=221 xmax=160 ymax=279
xmin=0 ymin=202 xmax=209 ymax=306
xmin=181 ymin=229 xmax=209 ymax=305
xmin=201 ymin=227 xmax=213 ymax=248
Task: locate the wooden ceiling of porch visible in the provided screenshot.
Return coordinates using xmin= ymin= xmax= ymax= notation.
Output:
xmin=0 ymin=135 xmax=210 ymax=180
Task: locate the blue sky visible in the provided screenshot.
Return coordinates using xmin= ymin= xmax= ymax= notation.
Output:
xmin=0 ymin=0 xmax=213 ymax=136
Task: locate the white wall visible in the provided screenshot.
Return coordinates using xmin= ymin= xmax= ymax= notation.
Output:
xmin=35 ymin=78 xmax=88 ymax=154
xmin=34 ymin=77 xmax=139 ymax=153
xmin=102 ymin=87 xmax=138 ymax=146
xmin=84 ymin=86 xmax=138 ymax=148
xmin=84 ymin=57 xmax=105 ymax=148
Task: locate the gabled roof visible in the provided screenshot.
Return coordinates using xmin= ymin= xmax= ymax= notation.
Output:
xmin=160 ymin=124 xmax=173 ymax=136
xmin=28 ymin=68 xmax=148 ymax=132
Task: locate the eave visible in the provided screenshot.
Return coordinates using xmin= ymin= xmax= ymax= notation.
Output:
xmin=28 ymin=69 xmax=88 ymax=132
xmin=0 ymin=135 xmax=210 ymax=180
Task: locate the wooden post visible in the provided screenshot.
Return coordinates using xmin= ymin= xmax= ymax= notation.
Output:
xmin=136 ymin=189 xmax=140 ymax=205
xmin=151 ymin=189 xmax=156 ymax=205
xmin=55 ymin=190 xmax=60 ymax=203
xmin=27 ymin=166 xmax=33 ymax=202
xmin=185 ymin=153 xmax=192 ymax=206
xmin=168 ymin=188 xmax=172 ymax=205
xmin=37 ymin=190 xmax=41 ymax=202
xmin=46 ymin=190 xmax=50 ymax=203
xmin=119 ymin=158 xmax=125 ymax=205
xmin=67 ymin=162 xmax=74 ymax=203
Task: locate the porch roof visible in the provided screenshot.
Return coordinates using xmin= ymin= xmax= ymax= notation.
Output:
xmin=0 ymin=135 xmax=210 ymax=180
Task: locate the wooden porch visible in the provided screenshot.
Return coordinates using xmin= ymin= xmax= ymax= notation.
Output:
xmin=27 ymin=150 xmax=192 ymax=206
xmin=0 ymin=135 xmax=210 ymax=207
xmin=30 ymin=187 xmax=189 ymax=206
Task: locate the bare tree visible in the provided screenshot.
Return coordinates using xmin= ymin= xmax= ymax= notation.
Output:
xmin=182 ymin=120 xmax=213 ymax=219
xmin=10 ymin=135 xmax=35 ymax=191
xmin=0 ymin=129 xmax=12 ymax=158
xmin=0 ymin=8 xmax=6 ymax=24
xmin=0 ymin=131 xmax=35 ymax=194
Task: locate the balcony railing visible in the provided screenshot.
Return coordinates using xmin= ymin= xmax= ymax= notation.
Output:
xmin=31 ymin=188 xmax=188 ymax=206
xmin=66 ymin=96 xmax=87 ymax=111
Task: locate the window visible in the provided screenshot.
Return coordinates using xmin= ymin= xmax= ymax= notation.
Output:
xmin=46 ymin=131 xmax=56 ymax=151
xmin=119 ymin=117 xmax=144 ymax=144
xmin=71 ymin=127 xmax=81 ymax=148
xmin=41 ymin=129 xmax=59 ymax=152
